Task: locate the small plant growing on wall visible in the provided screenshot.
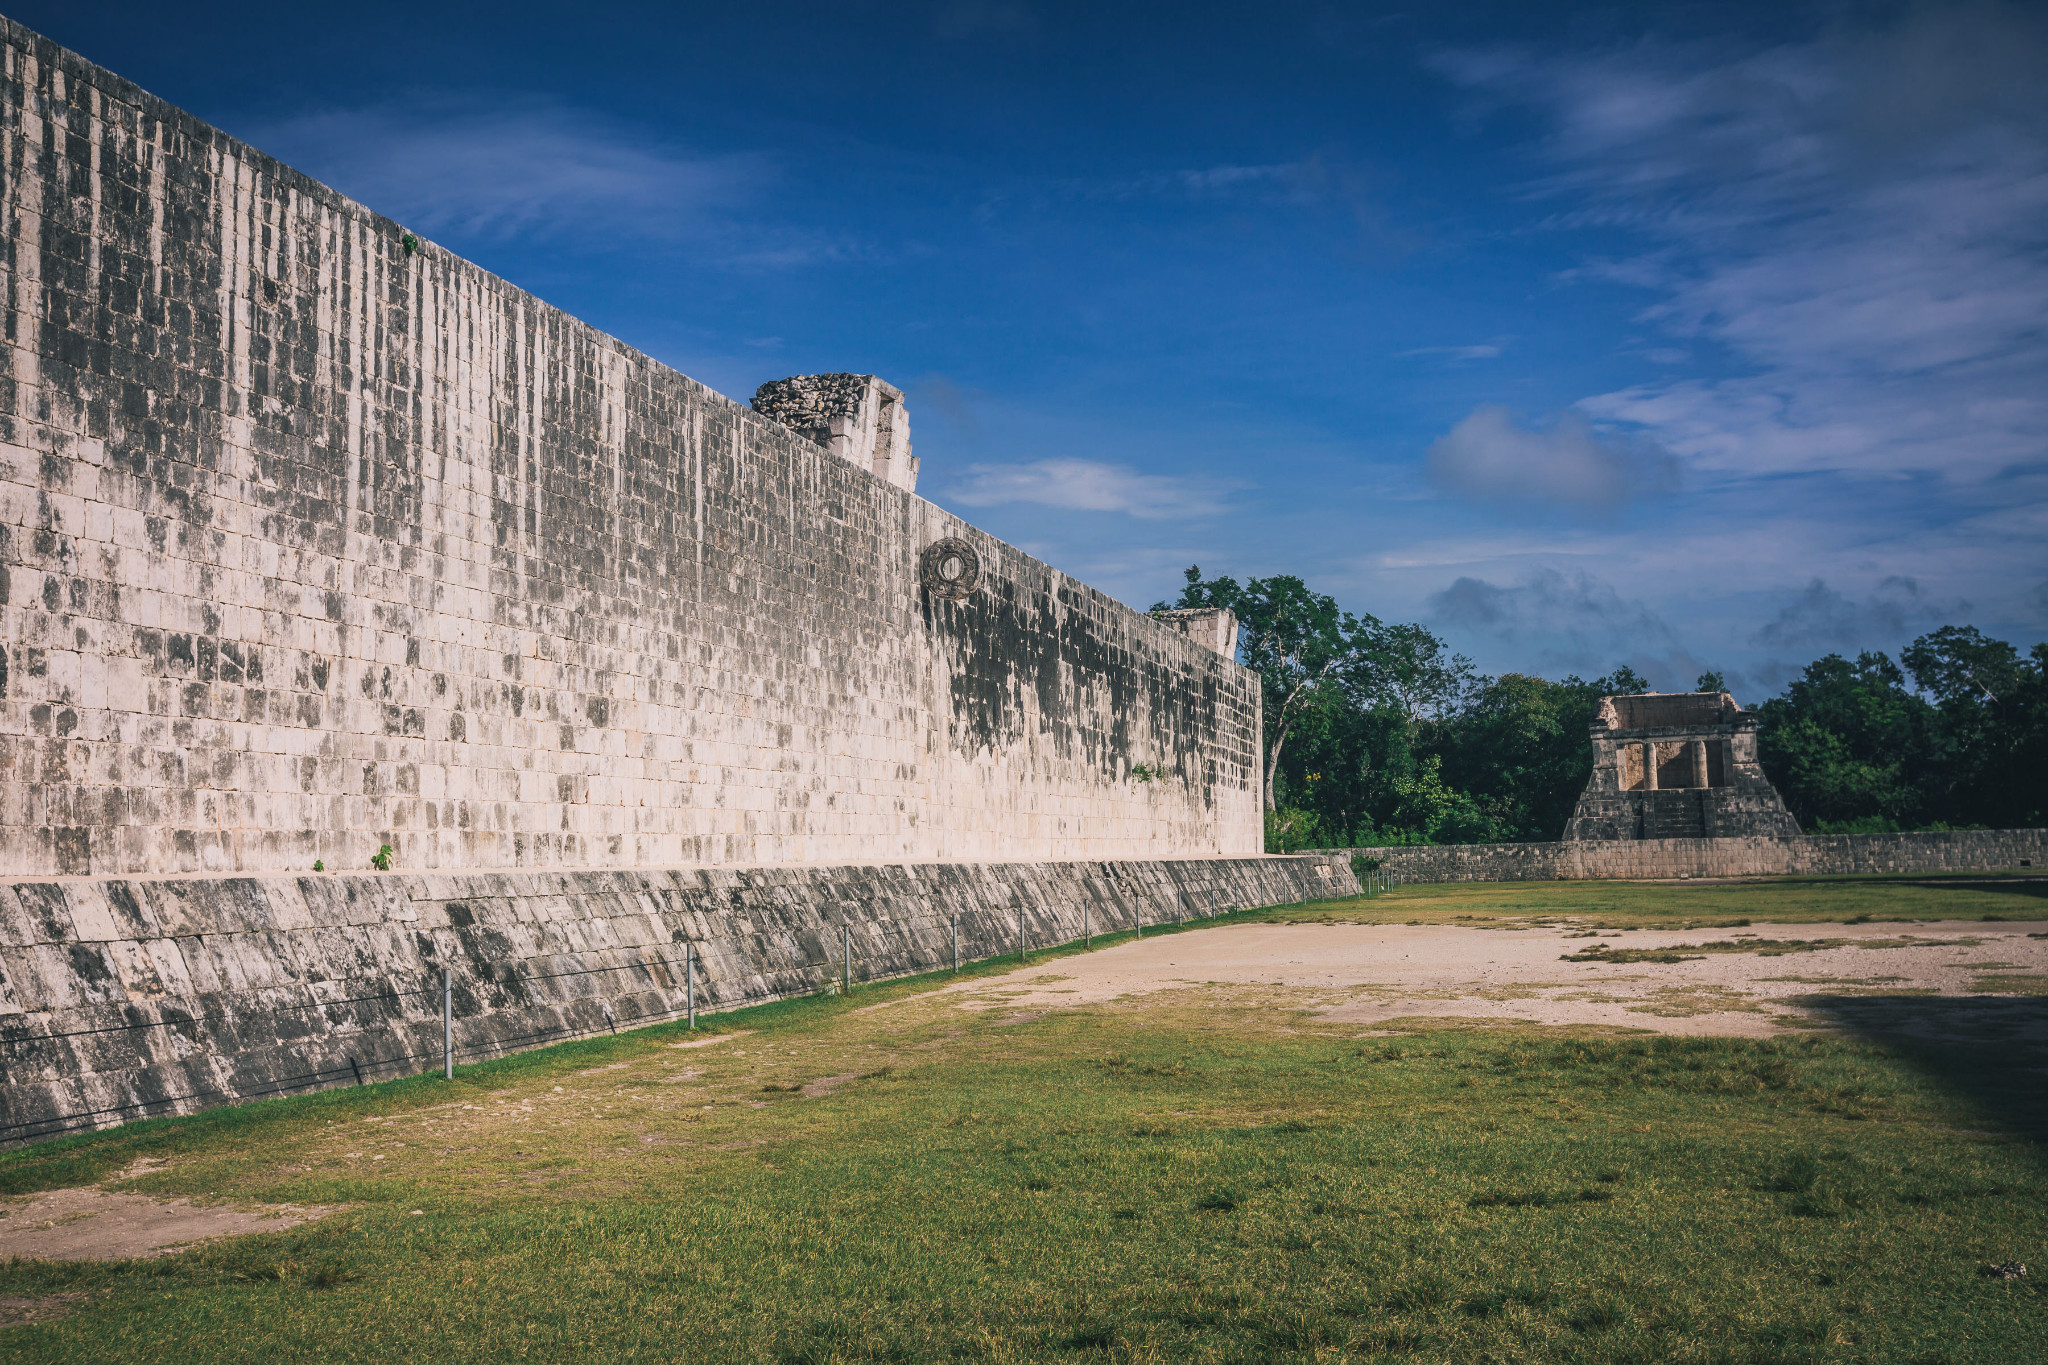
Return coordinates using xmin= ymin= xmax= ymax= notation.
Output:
xmin=313 ymin=859 xmax=325 ymax=872
xmin=370 ymin=844 xmax=395 ymax=871
xmin=1129 ymin=763 xmax=1159 ymax=783
xmin=400 ymin=231 xmax=420 ymax=256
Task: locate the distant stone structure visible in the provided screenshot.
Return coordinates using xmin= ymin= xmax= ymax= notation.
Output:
xmin=1564 ymin=692 xmax=1801 ymax=841
xmin=753 ymin=374 xmax=918 ymax=492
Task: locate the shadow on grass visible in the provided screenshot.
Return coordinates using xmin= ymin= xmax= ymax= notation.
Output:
xmin=1873 ymin=873 xmax=2048 ymax=907
xmin=1800 ymin=991 xmax=2048 ymax=1145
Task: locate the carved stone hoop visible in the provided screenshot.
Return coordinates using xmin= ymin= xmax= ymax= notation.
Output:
xmin=919 ymin=538 xmax=982 ymax=600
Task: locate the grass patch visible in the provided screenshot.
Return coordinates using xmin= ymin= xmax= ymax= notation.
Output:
xmin=1561 ymin=936 xmax=1857 ymax=964
xmin=1968 ymin=973 xmax=2048 ymax=996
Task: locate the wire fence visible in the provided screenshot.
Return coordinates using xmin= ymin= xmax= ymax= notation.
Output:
xmin=0 ymin=876 xmax=1400 ymax=1147
xmin=1356 ymin=867 xmax=1395 ymax=897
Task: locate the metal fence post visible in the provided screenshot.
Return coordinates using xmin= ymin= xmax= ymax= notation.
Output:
xmin=1084 ymin=900 xmax=1090 ymax=948
xmin=686 ymin=942 xmax=696 ymax=1029
xmin=442 ymin=967 xmax=453 ymax=1080
xmin=1018 ymin=903 xmax=1026 ymax=961
xmin=952 ymin=915 xmax=960 ymax=973
xmin=843 ymin=925 xmax=852 ymax=994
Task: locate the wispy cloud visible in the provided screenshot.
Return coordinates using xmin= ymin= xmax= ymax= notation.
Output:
xmin=1066 ymin=162 xmax=1308 ymax=204
xmin=1427 ymin=405 xmax=1679 ymax=510
xmin=944 ymin=457 xmax=1234 ymax=520
xmin=1176 ymin=164 xmax=1295 ymax=192
xmin=1442 ymin=4 xmax=2048 ymax=486
xmin=250 ymin=97 xmax=782 ymax=248
xmin=1400 ymin=340 xmax=1509 ymax=361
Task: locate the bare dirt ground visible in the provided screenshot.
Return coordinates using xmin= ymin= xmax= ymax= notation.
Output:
xmin=942 ymin=920 xmax=2048 ymax=1041
xmin=0 ymin=1174 xmax=329 ymax=1262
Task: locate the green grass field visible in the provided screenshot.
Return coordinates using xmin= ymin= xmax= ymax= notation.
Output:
xmin=2 ymin=877 xmax=2044 ymax=1364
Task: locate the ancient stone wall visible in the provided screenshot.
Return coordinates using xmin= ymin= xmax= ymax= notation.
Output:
xmin=0 ymin=853 xmax=1354 ymax=1144
xmin=0 ymin=20 xmax=1264 ymax=877
xmin=1345 ymin=830 xmax=2048 ymax=883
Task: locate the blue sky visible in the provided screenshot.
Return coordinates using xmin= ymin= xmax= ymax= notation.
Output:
xmin=34 ymin=0 xmax=2048 ymax=699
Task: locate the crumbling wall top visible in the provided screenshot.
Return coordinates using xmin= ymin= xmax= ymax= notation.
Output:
xmin=753 ymin=373 xmax=918 ymax=492
xmin=1595 ymin=691 xmax=1747 ymax=734
xmin=1151 ymin=607 xmax=1240 ymax=661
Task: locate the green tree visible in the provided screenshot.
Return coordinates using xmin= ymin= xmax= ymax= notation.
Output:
xmin=1755 ymin=652 xmax=1933 ymax=831
xmin=1158 ymin=567 xmax=1647 ymax=846
xmin=1157 ymin=567 xmax=1383 ymax=812
xmin=1433 ymin=667 xmax=1656 ymax=841
xmin=1348 ymin=621 xmax=1477 ymax=725
xmin=1156 ymin=569 xmax=2048 ymax=844
xmin=1901 ymin=626 xmax=2047 ymax=828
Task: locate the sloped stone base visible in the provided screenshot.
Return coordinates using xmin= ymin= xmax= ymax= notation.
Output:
xmin=0 ymin=856 xmax=1353 ymax=1146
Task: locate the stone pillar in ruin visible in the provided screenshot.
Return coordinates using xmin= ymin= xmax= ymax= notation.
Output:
xmin=1643 ymin=742 xmax=1659 ymax=791
xmin=1691 ymin=740 xmax=1709 ymax=789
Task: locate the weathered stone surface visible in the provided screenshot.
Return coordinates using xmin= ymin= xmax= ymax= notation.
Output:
xmin=1565 ymin=693 xmax=1800 ymax=841
xmin=0 ymin=21 xmax=1262 ymax=875
xmin=0 ymin=854 xmax=1355 ymax=1145
xmin=1347 ymin=829 xmax=2047 ymax=883
xmin=1150 ymin=608 xmax=1238 ymax=660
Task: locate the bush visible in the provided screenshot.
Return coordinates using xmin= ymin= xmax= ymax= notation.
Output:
xmin=1265 ymin=807 xmax=1327 ymax=853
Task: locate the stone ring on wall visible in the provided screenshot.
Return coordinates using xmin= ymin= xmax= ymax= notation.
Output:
xmin=919 ymin=538 xmax=982 ymax=600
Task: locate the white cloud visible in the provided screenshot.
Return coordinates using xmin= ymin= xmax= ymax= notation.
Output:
xmin=943 ymin=458 xmax=1232 ymax=520
xmin=1427 ymin=405 xmax=1679 ymax=510
xmin=1177 ymin=164 xmax=1294 ymax=192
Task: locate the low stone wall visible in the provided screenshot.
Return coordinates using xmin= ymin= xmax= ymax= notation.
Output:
xmin=1340 ymin=830 xmax=2047 ymax=883
xmin=0 ymin=855 xmax=1354 ymax=1146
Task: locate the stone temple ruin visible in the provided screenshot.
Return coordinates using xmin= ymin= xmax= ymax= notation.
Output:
xmin=1565 ymin=692 xmax=1801 ymax=841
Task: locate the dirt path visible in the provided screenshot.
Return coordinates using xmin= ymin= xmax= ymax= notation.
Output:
xmin=943 ymin=920 xmax=2048 ymax=1040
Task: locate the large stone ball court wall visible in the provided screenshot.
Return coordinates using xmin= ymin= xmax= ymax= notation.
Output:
xmin=0 ymin=18 xmax=1264 ymax=880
